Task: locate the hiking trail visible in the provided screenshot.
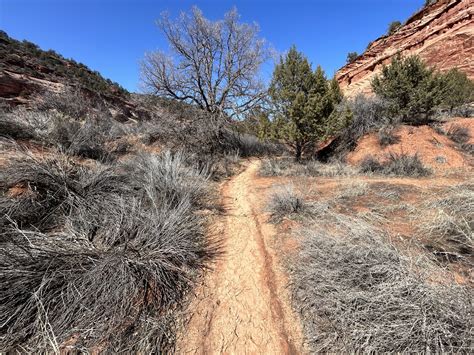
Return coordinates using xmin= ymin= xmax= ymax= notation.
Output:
xmin=178 ymin=159 xmax=304 ymax=354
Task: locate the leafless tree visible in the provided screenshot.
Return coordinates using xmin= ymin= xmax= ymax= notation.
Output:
xmin=141 ymin=7 xmax=271 ymax=119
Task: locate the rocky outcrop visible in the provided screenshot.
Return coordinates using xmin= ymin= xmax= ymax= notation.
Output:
xmin=336 ymin=0 xmax=473 ymax=97
xmin=0 ymin=69 xmax=151 ymax=121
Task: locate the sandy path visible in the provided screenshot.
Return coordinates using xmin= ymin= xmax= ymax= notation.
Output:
xmin=178 ymin=160 xmax=303 ymax=354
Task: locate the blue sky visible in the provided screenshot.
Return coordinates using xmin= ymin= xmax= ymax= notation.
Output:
xmin=1 ymin=0 xmax=425 ymax=92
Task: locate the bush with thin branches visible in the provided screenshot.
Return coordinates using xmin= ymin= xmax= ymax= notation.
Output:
xmin=447 ymin=125 xmax=470 ymax=144
xmin=378 ymin=126 xmax=400 ymax=147
xmin=290 ymin=218 xmax=472 ymax=353
xmin=267 ymin=185 xmax=306 ymax=221
xmin=360 ymin=153 xmax=431 ymax=177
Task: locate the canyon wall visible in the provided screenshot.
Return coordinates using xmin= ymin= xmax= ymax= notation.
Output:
xmin=336 ymin=0 xmax=473 ymax=97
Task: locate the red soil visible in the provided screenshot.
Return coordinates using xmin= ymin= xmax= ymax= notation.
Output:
xmin=346 ymin=121 xmax=472 ymax=171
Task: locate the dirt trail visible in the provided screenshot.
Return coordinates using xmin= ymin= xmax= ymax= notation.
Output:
xmin=178 ymin=160 xmax=303 ymax=354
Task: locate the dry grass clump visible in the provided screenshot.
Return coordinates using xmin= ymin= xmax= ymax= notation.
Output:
xmin=259 ymin=158 xmax=295 ymax=176
xmin=378 ymin=125 xmax=400 ymax=147
xmin=259 ymin=158 xmax=357 ymax=177
xmin=360 ymin=152 xmax=431 ymax=177
xmin=0 ymin=147 xmax=217 ymax=352
xmin=290 ymin=219 xmax=472 ymax=353
xmin=121 ymin=151 xmax=211 ymax=208
xmin=0 ymin=109 xmax=56 ymax=141
xmin=420 ymin=185 xmax=473 ymax=261
xmin=336 ymin=181 xmax=369 ymax=199
xmin=0 ymin=107 xmax=131 ymax=163
xmin=267 ymin=185 xmax=306 ymax=222
xmin=446 ymin=125 xmax=470 ymax=144
xmin=295 ymin=160 xmax=358 ymax=177
xmin=460 ymin=142 xmax=474 ymax=154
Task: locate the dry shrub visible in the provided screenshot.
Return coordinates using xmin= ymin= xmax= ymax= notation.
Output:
xmin=47 ymin=114 xmax=129 ymax=163
xmin=360 ymin=153 xmax=431 ymax=177
xmin=294 ymin=160 xmax=358 ymax=177
xmin=460 ymin=142 xmax=474 ymax=154
xmin=259 ymin=158 xmax=357 ymax=177
xmin=0 ymin=108 xmax=57 ymax=141
xmin=336 ymin=181 xmax=369 ymax=199
xmin=259 ymin=158 xmax=295 ymax=176
xmin=36 ymin=87 xmax=101 ymax=120
xmin=447 ymin=125 xmax=470 ymax=144
xmin=137 ymin=100 xmax=281 ymax=158
xmin=320 ymin=95 xmax=394 ymax=159
xmin=267 ymin=185 xmax=306 ymax=222
xmin=378 ymin=125 xmax=400 ymax=147
xmin=290 ymin=218 xmax=472 ymax=353
xmin=0 ymin=147 xmax=217 ymax=352
xmin=1 ymin=106 xmax=131 ymax=163
xmin=420 ymin=185 xmax=473 ymax=261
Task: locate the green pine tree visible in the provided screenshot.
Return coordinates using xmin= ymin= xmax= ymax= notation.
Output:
xmin=372 ymin=55 xmax=442 ymax=123
xmin=440 ymin=68 xmax=474 ymax=112
xmin=267 ymin=46 xmax=344 ymax=160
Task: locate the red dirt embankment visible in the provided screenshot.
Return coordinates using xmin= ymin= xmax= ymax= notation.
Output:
xmin=346 ymin=120 xmax=473 ymax=171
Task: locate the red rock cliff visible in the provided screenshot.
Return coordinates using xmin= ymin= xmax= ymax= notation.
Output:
xmin=336 ymin=0 xmax=473 ymax=97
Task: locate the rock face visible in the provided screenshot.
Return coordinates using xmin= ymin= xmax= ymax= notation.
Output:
xmin=336 ymin=0 xmax=474 ymax=98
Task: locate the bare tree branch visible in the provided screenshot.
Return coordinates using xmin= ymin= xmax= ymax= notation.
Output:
xmin=141 ymin=7 xmax=271 ymax=119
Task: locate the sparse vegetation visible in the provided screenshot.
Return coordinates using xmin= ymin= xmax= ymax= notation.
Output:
xmin=259 ymin=158 xmax=358 ymax=177
xmin=447 ymin=125 xmax=470 ymax=144
xmin=360 ymin=153 xmax=431 ymax=177
xmin=267 ymin=185 xmax=306 ymax=221
xmin=290 ymin=221 xmax=472 ymax=353
xmin=378 ymin=125 xmax=400 ymax=146
xmin=336 ymin=181 xmax=368 ymax=199
xmin=36 ymin=87 xmax=101 ymax=120
xmin=387 ymin=20 xmax=402 ymax=35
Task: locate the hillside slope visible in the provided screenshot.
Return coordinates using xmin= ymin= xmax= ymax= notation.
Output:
xmin=0 ymin=31 xmax=147 ymax=120
xmin=336 ymin=0 xmax=473 ymax=97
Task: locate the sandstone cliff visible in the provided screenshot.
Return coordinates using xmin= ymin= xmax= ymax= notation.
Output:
xmin=336 ymin=0 xmax=473 ymax=97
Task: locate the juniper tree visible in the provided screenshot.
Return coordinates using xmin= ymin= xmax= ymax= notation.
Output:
xmin=372 ymin=55 xmax=442 ymax=123
xmin=268 ymin=46 xmax=343 ymax=160
xmin=440 ymin=68 xmax=474 ymax=112
xmin=346 ymin=52 xmax=358 ymax=64
xmin=387 ymin=21 xmax=402 ymax=35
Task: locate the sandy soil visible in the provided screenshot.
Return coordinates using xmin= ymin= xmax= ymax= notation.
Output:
xmin=178 ymin=160 xmax=304 ymax=354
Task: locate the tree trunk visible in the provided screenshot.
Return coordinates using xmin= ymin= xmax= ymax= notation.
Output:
xmin=295 ymin=143 xmax=302 ymax=161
